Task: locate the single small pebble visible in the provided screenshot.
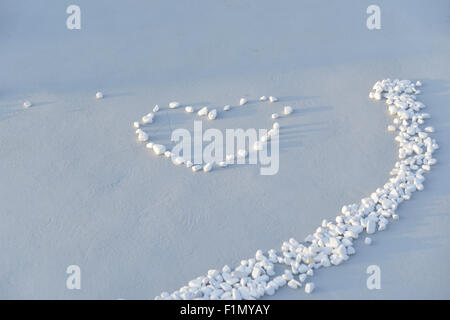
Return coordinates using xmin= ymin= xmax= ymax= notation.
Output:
xmin=364 ymin=237 xmax=372 ymax=245
xmin=185 ymin=160 xmax=193 ymax=168
xmin=23 ymin=101 xmax=32 ymax=108
xmin=273 ymin=122 xmax=280 ymax=129
xmin=169 ymin=101 xmax=180 ymax=109
xmin=146 ymin=142 xmax=154 ymax=149
xmin=218 ymin=161 xmax=227 ymax=168
xmin=95 ymin=92 xmax=103 ymax=99
xmin=203 ymin=162 xmax=213 ymax=172
xmin=142 ymin=113 xmax=154 ymax=124
xmin=283 ymin=106 xmax=293 ymax=115
xmin=271 ymin=113 xmax=279 ymax=119
xmin=226 ymin=154 xmax=235 ymax=162
xmin=137 ymin=131 xmax=149 ymax=142
xmin=173 ymin=157 xmax=184 ymax=166
xmin=387 ymin=125 xmax=396 ymax=132
xmin=208 ymin=109 xmax=217 ymax=120
xmin=304 ymin=282 xmax=315 ymax=294
xmin=237 ymin=149 xmax=248 ymax=158
xmin=415 ymin=81 xmax=422 ymax=87
xmin=392 ymin=214 xmax=399 ymax=221
xmin=198 ymin=107 xmax=208 ymax=116
xmin=253 ymin=141 xmax=264 ymax=151
xmin=269 ymin=96 xmax=278 ymax=103
xmin=260 ymin=96 xmax=268 ymax=101
xmin=153 ymin=105 xmax=160 ymax=112
xmin=223 ymin=105 xmax=231 ymax=111
xmin=164 ymin=151 xmax=172 ymax=158
xmin=185 ymin=106 xmax=194 ymax=113
xmin=239 ymin=98 xmax=247 ymax=106
xmin=152 ymin=144 xmax=166 ymax=155
xmin=425 ymin=126 xmax=434 ymax=133
xmin=133 ymin=121 xmax=140 ymax=128
xmin=192 ymin=165 xmax=202 ymax=172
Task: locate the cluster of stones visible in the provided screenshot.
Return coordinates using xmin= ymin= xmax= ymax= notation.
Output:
xmin=133 ymin=96 xmax=293 ymax=173
xmin=155 ymin=79 xmax=438 ymax=300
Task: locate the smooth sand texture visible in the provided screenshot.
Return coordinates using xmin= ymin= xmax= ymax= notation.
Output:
xmin=1 ymin=0 xmax=449 ymax=299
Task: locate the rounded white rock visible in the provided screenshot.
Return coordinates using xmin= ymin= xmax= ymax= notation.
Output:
xmin=192 ymin=165 xmax=202 ymax=172
xmin=304 ymin=282 xmax=315 ymax=294
xmin=271 ymin=113 xmax=279 ymax=119
xmin=223 ymin=105 xmax=231 ymax=111
xmin=133 ymin=121 xmax=140 ymax=128
xmin=153 ymin=105 xmax=160 ymax=112
xmin=137 ymin=131 xmax=149 ymax=142
xmin=185 ymin=160 xmax=193 ymax=168
xmin=169 ymin=101 xmax=181 ymax=109
xmin=23 ymin=101 xmax=32 ymax=108
xmin=364 ymin=237 xmax=372 ymax=245
xmin=239 ymin=98 xmax=248 ymax=106
xmin=152 ymin=144 xmax=166 ymax=155
xmin=283 ymin=106 xmax=293 ymax=115
xmin=208 ymin=109 xmax=217 ymax=120
xmin=185 ymin=106 xmax=194 ymax=113
xmin=269 ymin=96 xmax=278 ymax=103
xmin=198 ymin=107 xmax=208 ymax=116
xmin=95 ymin=92 xmax=103 ymax=99
xmin=237 ymin=149 xmax=248 ymax=158
xmin=203 ymin=162 xmax=213 ymax=172
xmin=260 ymin=96 xmax=268 ymax=101
xmin=273 ymin=122 xmax=280 ymax=130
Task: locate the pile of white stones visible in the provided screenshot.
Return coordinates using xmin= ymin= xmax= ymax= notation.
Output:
xmin=155 ymin=79 xmax=438 ymax=300
xmin=133 ymin=97 xmax=293 ymax=173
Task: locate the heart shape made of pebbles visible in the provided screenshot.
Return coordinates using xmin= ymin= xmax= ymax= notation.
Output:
xmin=151 ymin=79 xmax=439 ymax=300
xmin=133 ymin=95 xmax=291 ymax=173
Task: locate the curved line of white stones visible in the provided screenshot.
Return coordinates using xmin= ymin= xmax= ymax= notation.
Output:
xmin=154 ymin=79 xmax=438 ymax=300
xmin=133 ymin=96 xmax=291 ymax=172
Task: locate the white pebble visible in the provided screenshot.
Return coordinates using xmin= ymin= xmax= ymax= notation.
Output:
xmin=203 ymin=162 xmax=213 ymax=172
xmin=153 ymin=105 xmax=160 ymax=112
xmin=237 ymin=149 xmax=248 ymax=159
xmin=152 ymin=144 xmax=166 ymax=155
xmin=146 ymin=142 xmax=154 ymax=149
xmin=133 ymin=121 xmax=140 ymax=128
xmin=226 ymin=154 xmax=235 ymax=162
xmin=260 ymin=96 xmax=268 ymax=101
xmin=283 ymin=106 xmax=293 ymax=115
xmin=192 ymin=165 xmax=202 ymax=172
xmin=137 ymin=131 xmax=149 ymax=142
xmin=304 ymin=282 xmax=315 ymax=294
xmin=207 ymin=109 xmax=217 ymax=120
xmin=287 ymin=279 xmax=301 ymax=289
xmin=23 ymin=101 xmax=32 ymax=108
xmin=169 ymin=101 xmax=181 ymax=109
xmin=185 ymin=160 xmax=193 ymax=168
xmin=173 ymin=157 xmax=184 ymax=165
xmin=164 ymin=151 xmax=172 ymax=158
xmin=273 ymin=122 xmax=280 ymax=129
xmin=223 ymin=105 xmax=231 ymax=111
xmin=415 ymin=81 xmax=422 ymax=87
xmin=239 ymin=98 xmax=248 ymax=106
xmin=364 ymin=237 xmax=372 ymax=245
xmin=271 ymin=113 xmax=279 ymax=119
xmin=425 ymin=126 xmax=434 ymax=133
xmin=185 ymin=106 xmax=194 ymax=113
xmin=387 ymin=125 xmax=396 ymax=132
xmin=253 ymin=141 xmax=264 ymax=151
xmin=142 ymin=113 xmax=154 ymax=124
xmin=198 ymin=107 xmax=208 ymax=116
xmin=218 ymin=161 xmax=227 ymax=168
xmin=95 ymin=92 xmax=103 ymax=99
xmin=269 ymin=96 xmax=278 ymax=103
